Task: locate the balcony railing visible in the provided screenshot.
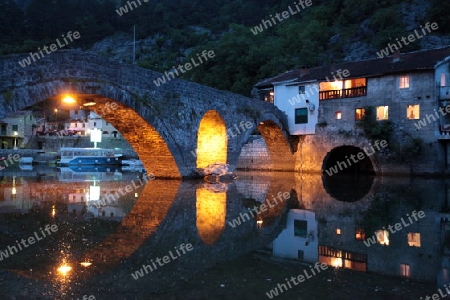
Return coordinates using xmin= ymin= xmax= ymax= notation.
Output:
xmin=440 ymin=86 xmax=450 ymax=100
xmin=319 ymin=86 xmax=367 ymax=100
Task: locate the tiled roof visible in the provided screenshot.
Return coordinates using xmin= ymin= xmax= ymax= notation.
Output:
xmin=255 ymin=46 xmax=450 ymax=88
xmin=3 ymin=110 xmax=33 ymax=117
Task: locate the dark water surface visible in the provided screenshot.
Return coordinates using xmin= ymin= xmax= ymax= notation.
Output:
xmin=0 ymin=166 xmax=447 ymax=299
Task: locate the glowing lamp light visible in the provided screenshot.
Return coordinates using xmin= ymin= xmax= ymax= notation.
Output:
xmin=57 ymin=264 xmax=72 ymax=276
xmin=11 ymin=187 xmax=17 ymax=195
xmin=83 ymin=101 xmax=96 ymax=107
xmin=62 ymin=96 xmax=76 ymax=104
xmin=80 ymin=261 xmax=92 ymax=268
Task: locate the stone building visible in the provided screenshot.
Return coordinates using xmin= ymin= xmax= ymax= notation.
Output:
xmin=0 ymin=110 xmax=36 ymax=149
xmin=253 ymin=47 xmax=450 ymax=174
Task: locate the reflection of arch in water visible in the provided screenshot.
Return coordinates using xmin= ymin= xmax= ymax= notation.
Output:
xmin=10 ymin=179 xmax=181 ymax=284
xmin=322 ymin=145 xmax=376 ymax=202
xmin=322 ymin=173 xmax=375 ymax=202
xmin=196 ymin=186 xmax=226 ymax=245
xmin=83 ymin=179 xmax=181 ymax=267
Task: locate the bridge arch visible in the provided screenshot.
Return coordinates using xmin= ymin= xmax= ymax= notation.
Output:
xmin=322 ymin=145 xmax=375 ymax=176
xmin=196 ymin=110 xmax=228 ymax=169
xmin=234 ymin=111 xmax=294 ymax=171
xmin=322 ymin=145 xmax=376 ymax=202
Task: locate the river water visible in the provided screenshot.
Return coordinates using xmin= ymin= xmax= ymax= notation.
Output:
xmin=0 ymin=166 xmax=447 ymax=299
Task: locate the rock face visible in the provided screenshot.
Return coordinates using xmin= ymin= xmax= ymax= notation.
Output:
xmin=0 ymin=50 xmax=292 ymax=178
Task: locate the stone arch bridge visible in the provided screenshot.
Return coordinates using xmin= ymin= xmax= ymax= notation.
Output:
xmin=0 ymin=50 xmax=293 ymax=178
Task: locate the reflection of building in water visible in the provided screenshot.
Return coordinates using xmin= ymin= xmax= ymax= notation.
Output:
xmin=318 ymin=207 xmax=440 ymax=282
xmin=271 ymin=209 xmax=318 ymax=263
xmin=0 ymin=178 xmax=135 ymax=221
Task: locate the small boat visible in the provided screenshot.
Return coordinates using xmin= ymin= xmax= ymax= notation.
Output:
xmin=59 ymin=147 xmax=123 ymax=166
xmin=19 ymin=157 xmax=33 ymax=164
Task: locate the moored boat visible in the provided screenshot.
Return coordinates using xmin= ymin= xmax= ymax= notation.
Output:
xmin=59 ymin=147 xmax=123 ymax=166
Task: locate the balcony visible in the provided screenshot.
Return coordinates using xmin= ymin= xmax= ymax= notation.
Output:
xmin=440 ymin=86 xmax=450 ymax=100
xmin=320 ymin=86 xmax=367 ymax=100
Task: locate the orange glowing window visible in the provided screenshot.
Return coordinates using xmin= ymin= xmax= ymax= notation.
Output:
xmin=320 ymin=81 xmax=343 ymax=91
xmin=355 ymin=228 xmax=365 ymax=241
xmin=406 ymin=105 xmax=420 ymax=120
xmin=375 ymin=230 xmax=389 ymax=246
xmin=400 ymin=263 xmax=411 ymax=277
xmin=407 ymin=233 xmax=421 ymax=247
xmin=355 ymin=108 xmax=365 ymax=121
xmin=376 ymin=106 xmax=389 ymax=120
xmin=399 ymin=76 xmax=410 ymax=89
xmin=336 ymin=228 xmax=341 ymax=235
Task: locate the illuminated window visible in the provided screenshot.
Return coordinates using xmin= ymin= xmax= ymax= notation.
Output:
xmin=320 ymin=81 xmax=343 ymax=91
xmin=260 ymin=91 xmax=274 ymax=103
xmin=355 ymin=228 xmax=365 ymax=241
xmin=375 ymin=230 xmax=389 ymax=246
xmin=336 ymin=228 xmax=341 ymax=235
xmin=407 ymin=233 xmax=421 ymax=247
xmin=376 ymin=106 xmax=389 ymax=120
xmin=406 ymin=104 xmax=420 ymax=120
xmin=299 ymin=86 xmax=306 ymax=94
xmin=355 ymin=108 xmax=365 ymax=121
xmin=442 ymin=73 xmax=446 ymax=87
xmin=400 ymin=264 xmax=411 ymax=277
xmin=335 ymin=111 xmax=342 ymax=120
xmin=399 ymin=76 xmax=410 ymax=89
xmin=295 ymin=108 xmax=308 ymax=124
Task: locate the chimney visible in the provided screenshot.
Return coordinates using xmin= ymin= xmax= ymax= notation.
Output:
xmin=300 ymin=65 xmax=310 ymax=76
xmin=393 ymin=50 xmax=401 ymax=62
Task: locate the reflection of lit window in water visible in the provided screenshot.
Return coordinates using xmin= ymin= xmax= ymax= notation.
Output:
xmin=319 ymin=246 xmax=367 ymax=271
xmin=332 ymin=257 xmax=343 ymax=268
xmin=196 ymin=188 xmax=226 ymax=245
xmin=11 ymin=176 xmax=16 ymax=200
xmin=376 ymin=230 xmax=389 ymax=246
xmin=407 ymin=233 xmax=421 ymax=247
